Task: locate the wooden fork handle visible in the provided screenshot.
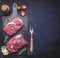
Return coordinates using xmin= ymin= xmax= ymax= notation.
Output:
xmin=30 ymin=38 xmax=33 ymax=53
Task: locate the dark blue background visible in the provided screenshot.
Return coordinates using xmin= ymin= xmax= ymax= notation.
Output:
xmin=28 ymin=0 xmax=60 ymax=57
xmin=0 ymin=0 xmax=60 ymax=58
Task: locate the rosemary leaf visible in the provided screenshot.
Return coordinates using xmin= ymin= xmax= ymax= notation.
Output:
xmin=18 ymin=47 xmax=27 ymax=55
xmin=3 ymin=36 xmax=8 ymax=43
xmin=4 ymin=19 xmax=9 ymax=25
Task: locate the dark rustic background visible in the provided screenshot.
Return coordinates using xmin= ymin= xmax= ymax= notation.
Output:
xmin=0 ymin=0 xmax=60 ymax=58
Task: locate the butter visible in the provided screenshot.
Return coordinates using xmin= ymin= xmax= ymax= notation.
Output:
xmin=1 ymin=46 xmax=9 ymax=55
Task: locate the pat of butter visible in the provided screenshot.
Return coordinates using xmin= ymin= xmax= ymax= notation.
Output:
xmin=1 ymin=46 xmax=9 ymax=55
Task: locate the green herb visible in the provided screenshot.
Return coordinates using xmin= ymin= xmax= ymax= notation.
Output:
xmin=18 ymin=47 xmax=27 ymax=55
xmin=3 ymin=36 xmax=8 ymax=43
xmin=4 ymin=19 xmax=9 ymax=25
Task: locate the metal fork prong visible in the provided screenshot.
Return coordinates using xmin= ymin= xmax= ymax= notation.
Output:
xmin=31 ymin=27 xmax=33 ymax=33
xmin=30 ymin=26 xmax=33 ymax=34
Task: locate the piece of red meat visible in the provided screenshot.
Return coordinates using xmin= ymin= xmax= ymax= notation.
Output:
xmin=6 ymin=34 xmax=27 ymax=53
xmin=3 ymin=17 xmax=24 ymax=35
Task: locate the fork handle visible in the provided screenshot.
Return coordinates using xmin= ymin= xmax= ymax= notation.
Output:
xmin=30 ymin=38 xmax=33 ymax=53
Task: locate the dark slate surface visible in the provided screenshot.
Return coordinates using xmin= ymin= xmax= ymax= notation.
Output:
xmin=0 ymin=0 xmax=60 ymax=58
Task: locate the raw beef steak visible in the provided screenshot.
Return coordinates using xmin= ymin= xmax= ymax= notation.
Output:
xmin=6 ymin=34 xmax=27 ymax=53
xmin=3 ymin=17 xmax=24 ymax=35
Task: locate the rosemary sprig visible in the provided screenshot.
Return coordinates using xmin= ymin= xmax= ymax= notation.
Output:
xmin=3 ymin=36 xmax=8 ymax=43
xmin=18 ymin=47 xmax=27 ymax=55
xmin=4 ymin=19 xmax=9 ymax=25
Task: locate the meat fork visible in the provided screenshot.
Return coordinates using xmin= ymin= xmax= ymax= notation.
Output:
xmin=30 ymin=26 xmax=33 ymax=53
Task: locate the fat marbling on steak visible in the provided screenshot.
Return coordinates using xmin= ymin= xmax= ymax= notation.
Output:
xmin=6 ymin=34 xmax=27 ymax=53
xmin=3 ymin=17 xmax=24 ymax=35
